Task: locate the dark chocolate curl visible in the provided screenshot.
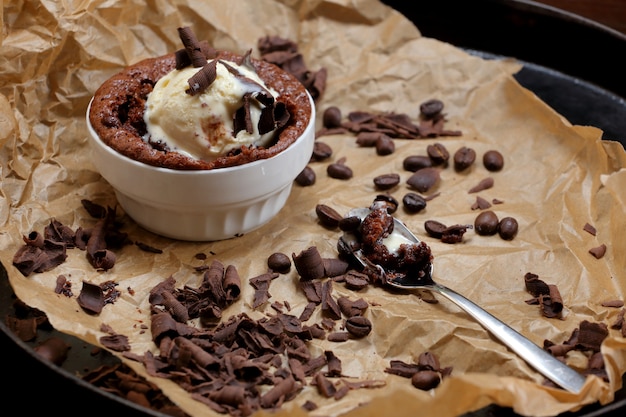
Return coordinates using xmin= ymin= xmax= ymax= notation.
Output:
xmin=177 ymin=26 xmax=207 ymax=68
xmin=223 ymin=264 xmax=241 ymax=301
xmin=186 ymin=59 xmax=217 ymax=95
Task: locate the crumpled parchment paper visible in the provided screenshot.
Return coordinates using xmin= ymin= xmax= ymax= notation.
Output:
xmin=1 ymin=1 xmax=625 ymax=416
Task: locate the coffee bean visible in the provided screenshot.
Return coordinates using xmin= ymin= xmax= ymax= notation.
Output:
xmin=267 ymin=252 xmax=291 ymax=274
xmin=373 ymin=173 xmax=400 ymax=190
xmin=453 ymin=146 xmax=476 ymax=171
xmin=356 ymin=132 xmax=381 ymax=147
xmin=311 ymin=141 xmax=333 ymax=161
xmin=427 ymin=142 xmax=449 ymax=166
xmin=345 ymin=315 xmax=372 ymax=338
xmin=327 ymin=161 xmax=353 ymax=179
xmin=483 ymin=150 xmax=504 ymax=171
xmin=295 ymin=166 xmax=316 ymax=186
xmin=406 ymin=167 xmax=440 ymax=193
xmin=498 ymin=217 xmax=518 ymax=240
xmin=474 ymin=210 xmax=499 ymax=236
xmin=419 ymin=99 xmax=444 ymax=118
xmin=424 ymin=220 xmax=447 ymax=238
xmin=322 ymin=106 xmax=342 ymax=128
xmin=376 ymin=134 xmax=395 ymax=155
xmin=403 ymin=155 xmax=433 ymax=172
xmin=315 ymin=204 xmax=343 ymax=228
xmin=402 ymin=192 xmax=427 ymax=213
xmin=411 ymin=370 xmax=441 ymax=390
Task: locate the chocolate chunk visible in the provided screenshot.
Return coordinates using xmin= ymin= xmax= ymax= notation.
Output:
xmin=471 ymin=196 xmax=492 ymax=210
xmin=589 ymin=244 xmax=607 ymax=259
xmin=440 ymin=224 xmax=469 ymax=244
xmin=583 ymin=223 xmax=597 ymax=236
xmin=12 ymin=238 xmax=67 ymax=276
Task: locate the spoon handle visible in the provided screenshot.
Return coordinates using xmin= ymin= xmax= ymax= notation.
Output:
xmin=432 ymin=282 xmax=587 ymax=393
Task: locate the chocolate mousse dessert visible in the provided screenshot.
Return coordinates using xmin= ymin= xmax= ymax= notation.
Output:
xmin=88 ymin=27 xmax=312 ymax=170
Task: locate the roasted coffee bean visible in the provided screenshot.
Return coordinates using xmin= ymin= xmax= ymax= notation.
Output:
xmin=373 ymin=194 xmax=398 ymax=213
xmin=498 ymin=217 xmax=518 ymax=240
xmin=424 ymin=220 xmax=447 ymax=238
xmin=419 ymin=99 xmax=444 ymax=119
xmin=339 ymin=215 xmax=361 ymax=232
xmin=322 ymin=106 xmax=342 ymax=128
xmin=406 ymin=167 xmax=440 ymax=193
xmin=427 ymin=143 xmax=449 ymax=166
xmin=375 ymin=134 xmax=395 ymax=155
xmin=403 ymin=155 xmax=432 ymax=172
xmin=483 ymin=150 xmax=504 ymax=171
xmin=327 ymin=160 xmax=353 ymax=180
xmin=295 ymin=165 xmax=316 ymax=186
xmin=474 ymin=210 xmax=499 ymax=235
xmin=315 ymin=204 xmax=343 ymax=228
xmin=267 ymin=252 xmax=292 ymax=274
xmin=311 ymin=141 xmax=333 ymax=161
xmin=411 ymin=370 xmax=441 ymax=390
xmin=345 ymin=316 xmax=372 ymax=338
xmin=402 ymin=192 xmax=427 ymax=213
xmin=373 ymin=173 xmax=401 ymax=190
xmin=356 ymin=131 xmax=381 ymax=147
xmin=453 ymin=146 xmax=476 ymax=171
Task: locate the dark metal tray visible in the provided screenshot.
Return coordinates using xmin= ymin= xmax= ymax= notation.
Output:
xmin=2 ymin=1 xmax=625 ymax=415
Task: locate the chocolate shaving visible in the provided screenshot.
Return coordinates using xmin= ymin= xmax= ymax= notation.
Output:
xmin=186 ymin=59 xmax=217 ymax=95
xmin=468 ymin=177 xmax=494 ymax=193
xmin=177 ymin=26 xmax=208 ymax=68
xmin=583 ymin=223 xmax=597 ymax=236
xmin=77 ymin=280 xmax=105 ymax=315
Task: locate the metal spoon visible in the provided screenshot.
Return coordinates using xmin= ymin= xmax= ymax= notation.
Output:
xmin=340 ymin=207 xmax=587 ymax=393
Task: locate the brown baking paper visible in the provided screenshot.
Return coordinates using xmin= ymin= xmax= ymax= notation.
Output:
xmin=1 ymin=1 xmax=625 ymax=416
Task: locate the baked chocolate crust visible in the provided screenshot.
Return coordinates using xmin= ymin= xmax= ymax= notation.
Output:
xmin=88 ymin=51 xmax=312 ymax=170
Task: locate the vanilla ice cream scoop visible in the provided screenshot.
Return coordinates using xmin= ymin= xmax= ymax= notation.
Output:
xmin=143 ymin=59 xmax=279 ymax=161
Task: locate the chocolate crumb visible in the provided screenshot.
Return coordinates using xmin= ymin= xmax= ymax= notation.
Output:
xmin=583 ymin=223 xmax=597 ymax=236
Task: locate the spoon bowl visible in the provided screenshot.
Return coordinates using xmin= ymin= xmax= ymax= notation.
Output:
xmin=340 ymin=207 xmax=587 ymax=393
